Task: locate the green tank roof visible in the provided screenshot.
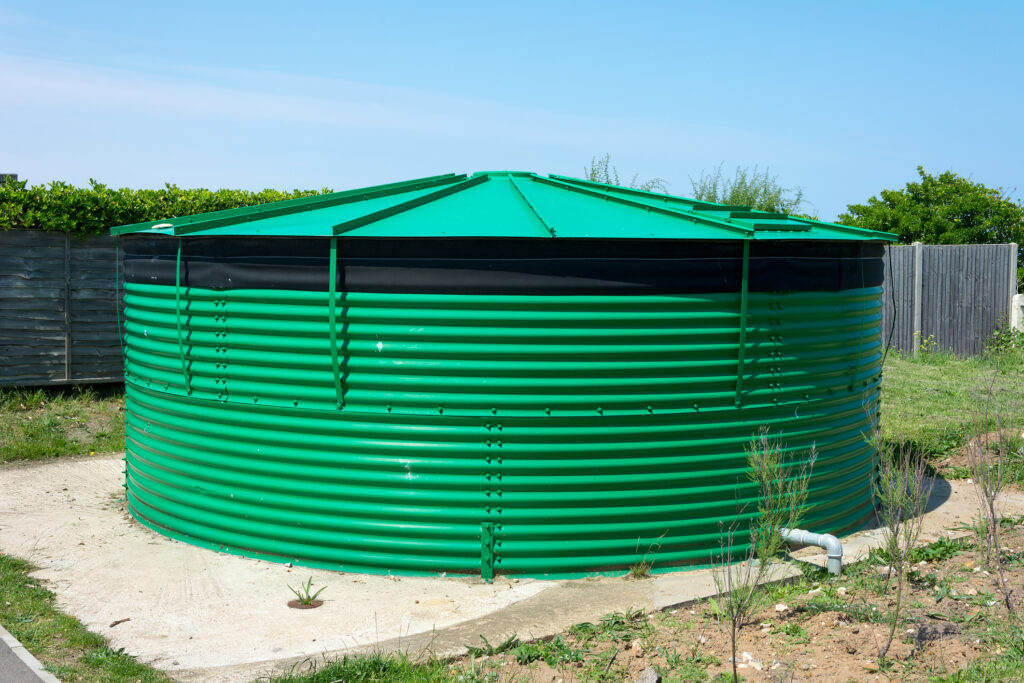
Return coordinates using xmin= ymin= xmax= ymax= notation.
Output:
xmin=110 ymin=171 xmax=897 ymax=241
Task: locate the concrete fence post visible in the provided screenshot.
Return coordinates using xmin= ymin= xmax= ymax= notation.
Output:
xmin=1012 ymin=294 xmax=1024 ymax=333
xmin=912 ymin=241 xmax=924 ymax=358
xmin=1010 ymin=243 xmax=1018 ymax=294
xmin=1011 ymin=244 xmax=1022 ymax=334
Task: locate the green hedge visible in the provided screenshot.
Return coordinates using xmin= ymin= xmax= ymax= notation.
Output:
xmin=0 ymin=179 xmax=332 ymax=237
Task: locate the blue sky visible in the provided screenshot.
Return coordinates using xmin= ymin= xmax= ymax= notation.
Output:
xmin=1 ymin=1 xmax=1021 ymax=220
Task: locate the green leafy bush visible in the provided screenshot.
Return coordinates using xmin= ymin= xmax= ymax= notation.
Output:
xmin=0 ymin=178 xmax=331 ymax=237
xmin=838 ymin=166 xmax=1024 ymax=246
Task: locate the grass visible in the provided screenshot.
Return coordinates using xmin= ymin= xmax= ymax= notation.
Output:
xmin=0 ymin=554 xmax=169 ymax=682
xmin=0 ymin=384 xmax=124 ymax=463
xmin=879 ymin=347 xmax=1024 ymax=461
xmin=627 ymin=560 xmax=653 ymax=579
xmin=944 ymin=622 xmax=1024 ymax=682
xmin=257 ymin=652 xmax=460 ymax=683
xmin=257 ymin=611 xmax=648 ymax=683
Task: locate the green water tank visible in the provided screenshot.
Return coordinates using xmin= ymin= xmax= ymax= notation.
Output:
xmin=112 ymin=171 xmax=896 ymax=579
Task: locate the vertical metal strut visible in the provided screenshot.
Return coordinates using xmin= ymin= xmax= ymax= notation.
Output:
xmin=174 ymin=239 xmax=191 ymax=395
xmin=734 ymin=240 xmax=750 ymax=407
xmin=114 ymin=238 xmax=125 ymax=371
xmin=329 ymin=237 xmax=344 ymax=408
xmin=480 ymin=522 xmax=495 ymax=582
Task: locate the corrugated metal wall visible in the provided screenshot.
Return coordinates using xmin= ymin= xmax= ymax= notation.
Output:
xmin=0 ymin=231 xmax=123 ymax=386
xmin=881 ymin=243 xmax=1019 ymax=356
xmin=123 ymin=283 xmax=884 ymax=577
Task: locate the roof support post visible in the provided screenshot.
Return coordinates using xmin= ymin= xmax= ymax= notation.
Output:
xmin=175 ymin=239 xmax=192 ymax=395
xmin=329 ymin=237 xmax=344 ymax=409
xmin=734 ymin=240 xmax=750 ymax=407
xmin=115 ymin=238 xmax=125 ymax=375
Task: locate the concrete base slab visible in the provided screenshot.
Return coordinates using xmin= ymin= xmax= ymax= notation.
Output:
xmin=0 ymin=458 xmax=554 ymax=681
xmin=2 ymin=456 xmax=1022 ymax=682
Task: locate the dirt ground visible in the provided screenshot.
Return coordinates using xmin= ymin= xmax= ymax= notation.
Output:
xmin=938 ymin=428 xmax=1022 ymax=476
xmin=448 ymin=526 xmax=1024 ymax=682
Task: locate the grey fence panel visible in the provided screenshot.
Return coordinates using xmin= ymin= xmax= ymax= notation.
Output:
xmin=0 ymin=231 xmax=124 ymax=387
xmin=920 ymin=244 xmax=1015 ymax=355
xmin=881 ymin=243 xmax=1017 ymax=357
xmin=1 ymin=232 xmax=68 ymax=384
xmin=69 ymin=235 xmax=123 ymax=381
xmin=881 ymin=245 xmax=916 ymax=356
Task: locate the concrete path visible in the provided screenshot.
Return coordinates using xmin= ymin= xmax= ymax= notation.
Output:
xmin=0 ymin=624 xmax=59 ymax=682
xmin=1 ymin=455 xmax=1021 ymax=683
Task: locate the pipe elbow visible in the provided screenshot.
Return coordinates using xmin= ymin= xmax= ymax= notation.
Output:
xmin=819 ymin=533 xmax=842 ymax=560
xmin=780 ymin=527 xmax=844 ymax=575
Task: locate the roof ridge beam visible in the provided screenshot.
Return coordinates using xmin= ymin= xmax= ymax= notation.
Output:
xmin=534 ymin=175 xmax=754 ymax=236
xmin=508 ymin=173 xmax=556 ymax=237
xmin=332 ymin=174 xmax=490 ymax=235
xmin=548 ymin=174 xmax=733 ymax=210
xmin=111 ymin=173 xmax=465 ymax=236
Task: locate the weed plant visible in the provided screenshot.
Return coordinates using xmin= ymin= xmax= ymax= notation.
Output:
xmin=710 ymin=430 xmax=815 ymax=682
xmin=964 ymin=368 xmax=1022 ymax=612
xmin=873 ymin=443 xmax=934 ymax=658
xmin=288 ymin=577 xmax=327 ymax=605
xmin=746 ymin=428 xmax=816 ymax=567
xmin=464 ymin=633 xmax=518 ymax=658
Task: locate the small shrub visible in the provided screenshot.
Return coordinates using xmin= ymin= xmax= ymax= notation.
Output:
xmin=984 ymin=316 xmax=1024 ymax=355
xmin=873 ymin=445 xmax=934 ymax=657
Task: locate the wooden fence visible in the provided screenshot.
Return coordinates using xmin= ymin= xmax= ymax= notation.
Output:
xmin=882 ymin=242 xmax=1019 ymax=356
xmin=1 ymin=231 xmax=122 ymax=386
xmin=0 ymin=232 xmax=1020 ymax=386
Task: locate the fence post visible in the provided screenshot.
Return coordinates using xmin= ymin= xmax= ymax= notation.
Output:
xmin=912 ymin=241 xmax=923 ymax=358
xmin=1010 ymin=243 xmax=1019 ymax=295
xmin=63 ymin=233 xmax=72 ymax=382
xmin=1012 ymin=243 xmax=1022 ymax=333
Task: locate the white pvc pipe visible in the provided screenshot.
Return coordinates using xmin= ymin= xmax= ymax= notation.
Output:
xmin=781 ymin=527 xmax=843 ymax=575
